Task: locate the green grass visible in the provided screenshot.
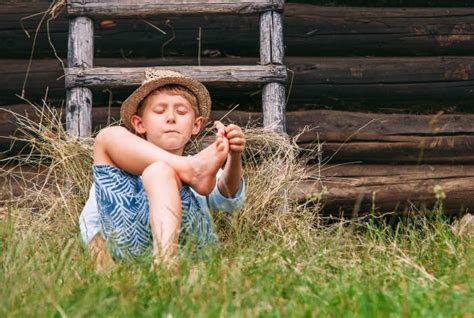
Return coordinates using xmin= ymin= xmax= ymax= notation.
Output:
xmin=1 ymin=205 xmax=472 ymax=317
xmin=1 ymin=103 xmax=472 ymax=317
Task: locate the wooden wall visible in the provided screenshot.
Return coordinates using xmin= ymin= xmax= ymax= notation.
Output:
xmin=1 ymin=0 xmax=473 ymax=215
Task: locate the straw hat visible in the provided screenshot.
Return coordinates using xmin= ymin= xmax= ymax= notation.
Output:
xmin=120 ymin=69 xmax=211 ymax=132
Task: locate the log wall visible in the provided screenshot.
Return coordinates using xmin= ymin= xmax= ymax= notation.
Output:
xmin=2 ymin=105 xmax=474 ymax=164
xmin=3 ymin=3 xmax=474 ymax=58
xmin=1 ymin=0 xmax=473 ymax=214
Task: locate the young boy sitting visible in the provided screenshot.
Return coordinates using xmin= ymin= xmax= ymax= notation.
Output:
xmin=79 ymin=69 xmax=246 ymax=266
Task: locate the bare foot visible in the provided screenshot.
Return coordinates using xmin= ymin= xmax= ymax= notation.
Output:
xmin=183 ymin=135 xmax=229 ymax=195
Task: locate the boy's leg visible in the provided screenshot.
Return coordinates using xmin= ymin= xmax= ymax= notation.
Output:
xmin=141 ymin=161 xmax=183 ymax=263
xmin=88 ymin=234 xmax=114 ymax=273
xmin=94 ymin=126 xmax=228 ymax=195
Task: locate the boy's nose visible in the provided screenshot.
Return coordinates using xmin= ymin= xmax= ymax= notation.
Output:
xmin=166 ymin=112 xmax=176 ymax=123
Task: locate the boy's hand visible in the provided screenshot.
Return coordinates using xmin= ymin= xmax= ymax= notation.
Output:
xmin=225 ymin=124 xmax=246 ymax=155
xmin=214 ymin=121 xmax=246 ymax=155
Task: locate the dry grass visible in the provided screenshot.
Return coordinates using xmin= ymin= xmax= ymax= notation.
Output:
xmin=0 ymin=101 xmax=322 ymax=242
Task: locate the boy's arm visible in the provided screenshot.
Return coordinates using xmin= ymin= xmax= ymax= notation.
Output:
xmin=217 ymin=152 xmax=242 ymax=198
xmin=215 ymin=122 xmax=246 ymax=198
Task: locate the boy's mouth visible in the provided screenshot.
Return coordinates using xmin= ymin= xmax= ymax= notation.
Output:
xmin=164 ymin=130 xmax=179 ymax=134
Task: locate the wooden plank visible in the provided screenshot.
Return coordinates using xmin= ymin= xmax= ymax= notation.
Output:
xmin=294 ymin=163 xmax=474 ymax=216
xmin=64 ymin=65 xmax=288 ymax=88
xmin=67 ymin=0 xmax=284 ymax=17
xmin=66 ymin=16 xmax=93 ymax=137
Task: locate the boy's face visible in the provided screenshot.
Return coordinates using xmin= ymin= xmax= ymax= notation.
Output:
xmin=130 ymin=93 xmax=203 ymax=155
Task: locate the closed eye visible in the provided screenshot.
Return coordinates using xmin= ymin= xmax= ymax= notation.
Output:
xmin=177 ymin=108 xmax=188 ymax=115
xmin=154 ymin=106 xmax=166 ymax=114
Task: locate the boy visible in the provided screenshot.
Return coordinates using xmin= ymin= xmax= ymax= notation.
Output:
xmin=79 ymin=69 xmax=246 ymax=266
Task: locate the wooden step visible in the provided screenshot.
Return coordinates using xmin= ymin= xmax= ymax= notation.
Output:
xmin=67 ymin=0 xmax=284 ymax=17
xmin=65 ymin=65 xmax=287 ymax=88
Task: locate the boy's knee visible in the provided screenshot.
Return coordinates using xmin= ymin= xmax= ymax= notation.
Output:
xmin=95 ymin=126 xmax=129 ymax=147
xmin=94 ymin=126 xmax=130 ymax=147
xmin=142 ymin=161 xmax=177 ymax=182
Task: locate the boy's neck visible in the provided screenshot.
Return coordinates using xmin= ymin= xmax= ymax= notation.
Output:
xmin=167 ymin=148 xmax=184 ymax=156
xmin=146 ymin=138 xmax=185 ymax=156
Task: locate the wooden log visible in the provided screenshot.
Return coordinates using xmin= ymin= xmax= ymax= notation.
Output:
xmin=1 ymin=106 xmax=474 ymax=164
xmin=0 ymin=164 xmax=50 ymax=202
xmin=294 ymin=163 xmax=474 ymax=216
xmin=288 ymin=109 xmax=474 ymax=164
xmin=2 ymin=56 xmax=474 ymax=109
xmin=2 ymin=161 xmax=473 ymax=216
xmin=65 ymin=65 xmax=288 ymax=88
xmin=3 ymin=3 xmax=474 ymax=59
xmin=67 ymin=0 xmax=284 ymax=17
xmin=66 ymin=16 xmax=93 ymax=137
xmin=284 ymin=5 xmax=474 ymax=57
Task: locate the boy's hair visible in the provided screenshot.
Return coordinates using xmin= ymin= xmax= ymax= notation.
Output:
xmin=136 ymin=84 xmax=199 ymax=117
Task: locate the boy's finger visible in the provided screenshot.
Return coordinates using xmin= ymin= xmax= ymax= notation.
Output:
xmin=214 ymin=121 xmax=227 ymax=136
xmin=229 ymin=138 xmax=245 ymax=145
xmin=226 ymin=130 xmax=244 ymax=139
xmin=225 ymin=124 xmax=240 ymax=133
xmin=214 ymin=120 xmax=225 ymax=129
xmin=230 ymin=145 xmax=244 ymax=152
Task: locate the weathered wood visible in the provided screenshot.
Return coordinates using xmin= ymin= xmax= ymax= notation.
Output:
xmin=2 ymin=161 xmax=473 ymax=215
xmin=261 ymin=83 xmax=286 ymax=133
xmin=271 ymin=11 xmax=284 ymax=64
xmin=294 ymin=163 xmax=474 ymax=216
xmin=288 ymin=109 xmax=474 ymax=163
xmin=67 ymin=0 xmax=284 ymax=17
xmin=65 ymin=65 xmax=288 ymax=88
xmin=284 ymin=5 xmax=474 ymax=57
xmin=260 ymin=11 xmax=272 ymax=65
xmin=65 ymin=88 xmax=93 ymax=137
xmin=66 ymin=16 xmax=93 ymax=137
xmin=0 ymin=164 xmax=50 ymax=202
xmin=2 ymin=106 xmax=473 ymax=163
xmin=260 ymin=10 xmax=286 ymax=133
xmin=3 ymin=56 xmax=473 ymax=109
xmin=3 ymin=4 xmax=474 ymax=59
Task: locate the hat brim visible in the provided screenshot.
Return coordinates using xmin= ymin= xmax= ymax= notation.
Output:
xmin=120 ymin=76 xmax=211 ymax=132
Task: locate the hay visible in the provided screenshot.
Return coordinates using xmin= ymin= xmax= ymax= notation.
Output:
xmin=0 ymin=102 xmax=323 ymax=242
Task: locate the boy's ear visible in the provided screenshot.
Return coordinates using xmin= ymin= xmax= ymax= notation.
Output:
xmin=192 ymin=116 xmax=204 ymax=136
xmin=130 ymin=114 xmax=146 ymax=134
